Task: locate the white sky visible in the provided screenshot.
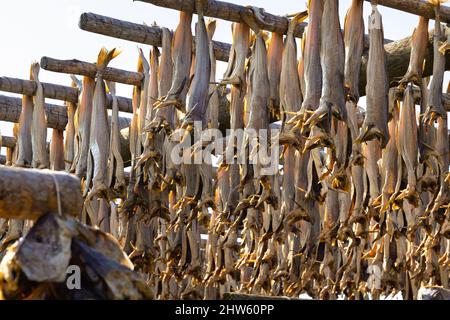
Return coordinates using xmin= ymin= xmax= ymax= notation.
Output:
xmin=0 ymin=0 xmax=449 ymax=154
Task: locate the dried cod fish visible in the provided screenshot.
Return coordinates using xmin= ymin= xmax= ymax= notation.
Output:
xmin=106 ymin=81 xmax=126 ymax=193
xmin=15 ymin=72 xmax=34 ymax=167
xmin=50 ymin=129 xmax=65 ymax=171
xmin=343 ymin=0 xmax=364 ymax=103
xmin=155 ymin=11 xmax=193 ymax=112
xmin=305 ymin=0 xmax=346 ymax=134
xmin=85 ymin=48 xmax=121 ymax=199
xmin=267 ymin=32 xmax=284 ymax=118
xmin=64 ymin=76 xmax=81 ymax=171
xmin=72 ymin=76 xmax=95 ymax=178
xmin=184 ymin=0 xmax=211 ymax=128
xmin=30 ymin=62 xmax=49 ymax=169
xmin=357 ymin=3 xmax=389 ymax=148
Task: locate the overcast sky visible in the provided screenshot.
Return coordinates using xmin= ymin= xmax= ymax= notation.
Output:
xmin=0 ymin=0 xmax=448 ymax=154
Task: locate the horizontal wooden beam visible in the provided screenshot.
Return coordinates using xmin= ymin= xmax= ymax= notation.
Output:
xmin=79 ymin=12 xmax=232 ymax=62
xmin=0 ymin=94 xmax=131 ymax=131
xmin=0 ymin=166 xmax=82 ymax=220
xmin=0 ymin=76 xmax=133 ymax=113
xmin=0 ymin=76 xmax=79 ymax=103
xmin=365 ymin=0 xmax=450 ymax=24
xmin=41 ymin=57 xmax=143 ymax=87
xmin=0 ymin=136 xmax=16 ymax=149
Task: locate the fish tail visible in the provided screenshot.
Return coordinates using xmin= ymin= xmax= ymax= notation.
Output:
xmin=30 ymin=62 xmax=40 ymax=81
xmin=137 ymin=48 xmax=150 ymax=74
xmin=206 ymin=18 xmax=217 ymax=40
xmin=288 ymin=11 xmax=308 ymax=34
xmin=96 ymin=47 xmax=122 ymax=71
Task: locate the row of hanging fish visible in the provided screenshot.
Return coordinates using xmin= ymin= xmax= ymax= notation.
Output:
xmin=1 ymin=0 xmax=449 ymax=300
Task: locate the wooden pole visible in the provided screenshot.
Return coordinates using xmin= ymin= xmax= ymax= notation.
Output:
xmin=40 ymin=57 xmax=143 ymax=86
xmin=79 ymin=12 xmax=232 ymax=62
xmin=0 ymin=166 xmax=82 ymax=219
xmin=365 ymin=0 xmax=450 ymax=23
xmin=0 ymin=76 xmax=133 ymax=113
xmin=0 ymin=136 xmax=16 ymax=149
xmin=137 ymin=0 xmax=450 ymax=24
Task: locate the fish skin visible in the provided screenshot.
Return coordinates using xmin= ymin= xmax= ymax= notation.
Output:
xmin=225 ymin=22 xmax=250 ymax=213
xmin=344 ymin=0 xmax=364 ymax=103
xmin=398 ymin=84 xmax=419 ymax=205
xmin=106 ymin=81 xmax=125 ymax=192
xmin=300 ymin=0 xmax=323 ymax=115
xmin=15 ymin=92 xmax=33 ymax=167
xmin=381 ymin=99 xmax=399 ymax=211
xmin=400 ymin=17 xmax=429 ymax=85
xmin=73 ymin=76 xmax=95 ymax=178
xmin=86 ymin=48 xmax=120 ymax=199
xmin=184 ymin=1 xmax=211 ymax=127
xmin=146 ymin=46 xmax=159 ymax=136
xmin=221 ymin=23 xmax=250 ymax=87
xmin=152 ymin=28 xmax=174 ymax=128
xmin=424 ymin=22 xmax=447 ymax=123
xmin=267 ymin=32 xmax=284 ymax=118
xmin=49 ymin=129 xmax=65 ymax=171
xmin=305 ymin=0 xmax=346 ymax=131
xmin=431 ymin=115 xmax=449 ymax=212
xmin=363 ymin=139 xmax=382 ymax=204
xmin=64 ymin=77 xmax=81 ymax=172
xmin=358 ymin=4 xmax=389 ymax=149
xmin=30 ymin=62 xmax=49 ymax=169
xmin=157 ymin=12 xmax=193 ymax=112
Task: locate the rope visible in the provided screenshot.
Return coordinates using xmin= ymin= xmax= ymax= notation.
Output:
xmin=44 ymin=170 xmax=63 ymax=216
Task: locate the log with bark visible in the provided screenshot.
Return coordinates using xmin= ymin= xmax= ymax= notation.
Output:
xmin=0 ymin=76 xmax=133 ymax=113
xmin=0 ymin=166 xmax=82 ymax=220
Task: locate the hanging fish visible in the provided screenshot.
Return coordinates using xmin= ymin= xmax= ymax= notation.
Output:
xmin=344 ymin=0 xmax=364 ymax=103
xmin=295 ymin=0 xmax=323 ymax=128
xmin=357 ymin=3 xmax=389 ymax=148
xmin=106 ymin=81 xmax=125 ymax=193
xmin=304 ymin=0 xmax=346 ymax=135
xmin=49 ymin=129 xmax=65 ymax=171
xmin=424 ymin=9 xmax=447 ymax=123
xmin=399 ymin=17 xmax=429 ymax=86
xmin=72 ymin=76 xmax=95 ymax=178
xmin=183 ymin=0 xmax=211 ymax=128
xmin=30 ymin=62 xmax=49 ymax=169
xmin=397 ymin=84 xmax=419 ymax=206
xmin=154 ymin=11 xmax=193 ymax=112
xmin=64 ymin=76 xmax=81 ymax=171
xmin=85 ymin=47 xmax=121 ymax=199
xmin=150 ymin=27 xmax=174 ymax=131
xmin=15 ymin=67 xmax=34 ymax=167
xmin=267 ymin=32 xmax=284 ymax=119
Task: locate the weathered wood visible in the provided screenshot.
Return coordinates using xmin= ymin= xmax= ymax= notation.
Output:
xmin=41 ymin=57 xmax=143 ymax=87
xmin=0 ymin=76 xmax=133 ymax=113
xmin=0 ymin=136 xmax=16 ymax=149
xmin=365 ymin=1 xmax=450 ymax=23
xmin=79 ymin=12 xmax=232 ymax=62
xmin=0 ymin=95 xmax=68 ymax=131
xmin=0 ymin=166 xmax=82 ymax=220
xmin=0 ymin=76 xmax=79 ymax=103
